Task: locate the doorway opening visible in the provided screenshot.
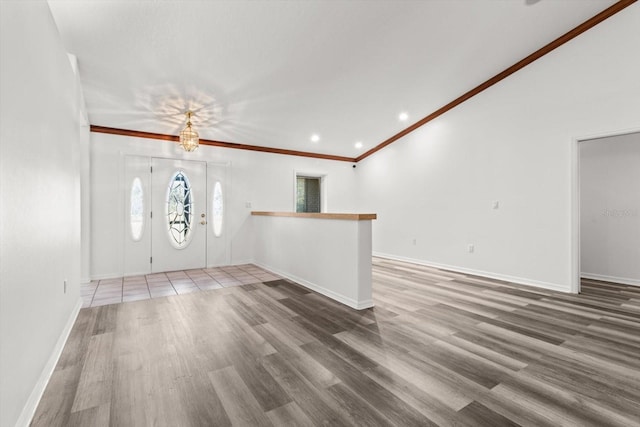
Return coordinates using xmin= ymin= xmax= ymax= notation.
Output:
xmin=123 ymin=156 xmax=230 ymax=276
xmin=294 ymin=170 xmax=327 ymax=213
xmin=573 ymin=129 xmax=640 ymax=293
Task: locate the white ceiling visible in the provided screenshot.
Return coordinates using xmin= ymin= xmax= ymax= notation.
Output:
xmin=48 ymin=0 xmax=618 ymax=157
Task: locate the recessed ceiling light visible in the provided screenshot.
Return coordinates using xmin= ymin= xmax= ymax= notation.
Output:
xmin=355 ymin=141 xmax=363 ymax=149
xmin=399 ymin=112 xmax=409 ymax=122
xmin=310 ymin=134 xmax=320 ymax=142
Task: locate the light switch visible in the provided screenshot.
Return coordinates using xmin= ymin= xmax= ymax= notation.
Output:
xmin=492 ymin=201 xmax=499 ymax=209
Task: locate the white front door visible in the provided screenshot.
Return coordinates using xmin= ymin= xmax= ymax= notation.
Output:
xmin=151 ymin=158 xmax=207 ymax=273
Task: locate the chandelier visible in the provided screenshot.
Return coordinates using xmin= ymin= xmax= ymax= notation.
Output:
xmin=179 ymin=111 xmax=199 ymax=152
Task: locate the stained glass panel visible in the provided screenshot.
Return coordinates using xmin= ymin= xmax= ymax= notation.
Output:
xmin=166 ymin=170 xmax=193 ymax=248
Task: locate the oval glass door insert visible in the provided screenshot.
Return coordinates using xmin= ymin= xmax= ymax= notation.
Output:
xmin=166 ymin=170 xmax=193 ymax=248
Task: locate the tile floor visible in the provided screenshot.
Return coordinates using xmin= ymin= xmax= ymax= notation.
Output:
xmin=81 ymin=264 xmax=281 ymax=308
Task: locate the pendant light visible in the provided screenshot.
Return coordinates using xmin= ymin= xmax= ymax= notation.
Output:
xmin=179 ymin=111 xmax=199 ymax=152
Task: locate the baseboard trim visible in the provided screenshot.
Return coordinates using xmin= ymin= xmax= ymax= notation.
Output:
xmin=253 ymin=262 xmax=374 ymax=310
xmin=90 ymin=272 xmax=121 ymax=281
xmin=207 ymin=262 xmax=232 ymax=269
xmin=581 ymin=272 xmax=640 ymax=287
xmin=15 ymin=297 xmax=82 ymax=427
xmin=373 ymin=252 xmax=571 ymax=293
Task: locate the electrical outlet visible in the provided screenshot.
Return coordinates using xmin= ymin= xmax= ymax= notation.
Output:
xmin=245 ymin=201 xmax=252 ymax=208
xmin=467 ymin=244 xmax=474 ymax=253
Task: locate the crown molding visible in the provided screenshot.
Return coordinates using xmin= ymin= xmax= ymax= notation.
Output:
xmin=90 ymin=125 xmax=357 ymax=162
xmin=355 ymin=0 xmax=637 ymax=162
xmin=90 ymin=0 xmax=636 ymax=164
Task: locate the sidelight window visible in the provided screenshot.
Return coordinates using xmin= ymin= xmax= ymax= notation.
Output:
xmin=130 ymin=177 xmax=144 ymax=241
xmin=212 ymin=181 xmax=223 ymax=237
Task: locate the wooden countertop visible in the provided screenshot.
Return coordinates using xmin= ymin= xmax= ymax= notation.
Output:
xmin=251 ymin=211 xmax=377 ymax=221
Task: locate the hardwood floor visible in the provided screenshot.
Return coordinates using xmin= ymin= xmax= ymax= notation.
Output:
xmin=32 ymin=258 xmax=640 ymax=426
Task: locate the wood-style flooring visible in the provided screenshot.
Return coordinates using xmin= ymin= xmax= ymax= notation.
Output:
xmin=32 ymin=258 xmax=640 ymax=426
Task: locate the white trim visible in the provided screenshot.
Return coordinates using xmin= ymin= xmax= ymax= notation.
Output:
xmin=572 ymin=126 xmax=640 ymax=295
xmin=293 ymin=169 xmax=328 ymax=213
xmin=88 ymin=272 xmax=145 ymax=281
xmin=581 ymin=273 xmax=640 ymax=287
xmin=124 ymin=271 xmax=152 ymax=278
xmin=15 ymin=298 xmax=82 ymax=427
xmin=119 ymin=151 xmax=126 ymax=278
xmin=572 ymin=127 xmax=640 ymax=143
xmin=253 ymin=262 xmax=374 ymax=310
xmin=207 ymin=262 xmax=233 ymax=268
xmin=373 ymin=252 xmax=570 ymax=293
xmin=570 ymin=135 xmax=581 ymax=294
xmin=91 ymin=272 xmax=123 ymax=280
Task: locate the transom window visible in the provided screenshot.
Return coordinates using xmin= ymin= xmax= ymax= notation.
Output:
xmin=166 ymin=170 xmax=193 ymax=248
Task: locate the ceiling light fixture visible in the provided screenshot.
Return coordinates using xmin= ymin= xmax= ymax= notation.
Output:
xmin=355 ymin=141 xmax=363 ymax=149
xmin=310 ymin=134 xmax=320 ymax=143
xmin=179 ymin=111 xmax=199 ymax=152
xmin=398 ymin=112 xmax=409 ymax=122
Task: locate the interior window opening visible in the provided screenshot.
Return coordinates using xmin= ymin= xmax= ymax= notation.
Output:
xmin=296 ymin=176 xmax=321 ymax=213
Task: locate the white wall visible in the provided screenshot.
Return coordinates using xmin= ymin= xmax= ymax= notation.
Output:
xmin=1 ymin=3 xmax=635 ymax=426
xmin=67 ymin=55 xmax=92 ymax=285
xmin=580 ymin=132 xmax=640 ymax=286
xmin=0 ymin=1 xmax=83 ymax=426
xmin=90 ymin=133 xmax=358 ymax=279
xmin=253 ymin=215 xmax=373 ymax=309
xmin=357 ymin=6 xmax=640 ymax=292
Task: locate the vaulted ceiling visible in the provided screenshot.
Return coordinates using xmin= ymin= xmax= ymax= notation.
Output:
xmin=49 ymin=0 xmax=621 ymax=158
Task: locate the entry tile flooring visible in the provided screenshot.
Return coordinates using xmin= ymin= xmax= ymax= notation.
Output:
xmin=82 ymin=264 xmax=281 ymax=308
